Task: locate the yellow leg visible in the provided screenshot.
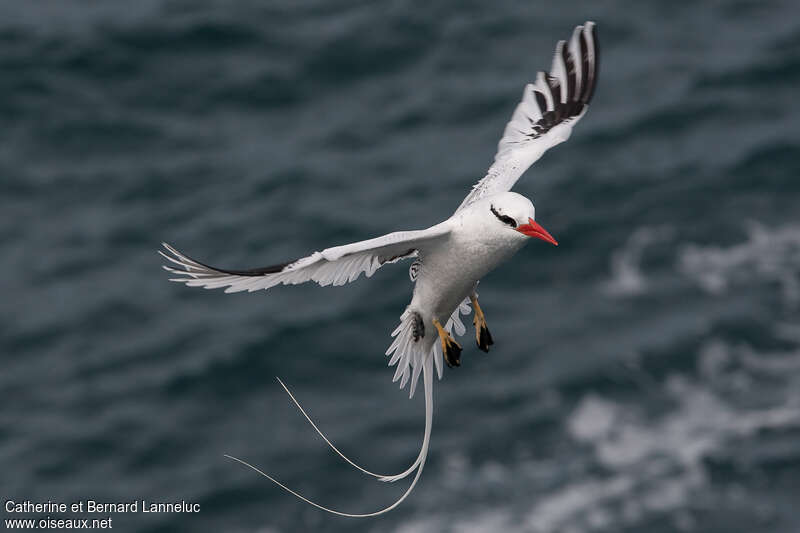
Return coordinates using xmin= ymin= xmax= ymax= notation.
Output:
xmin=470 ymin=294 xmax=494 ymax=353
xmin=433 ymin=318 xmax=462 ymax=367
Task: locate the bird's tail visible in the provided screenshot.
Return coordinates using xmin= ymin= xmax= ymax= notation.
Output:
xmin=224 ymin=353 xmax=434 ymax=517
xmin=274 ymin=376 xmax=424 ymax=482
xmin=263 ymin=301 xmax=472 ymax=486
xmin=260 ymin=301 xmax=464 ymax=484
xmin=386 ymin=299 xmax=471 ymax=397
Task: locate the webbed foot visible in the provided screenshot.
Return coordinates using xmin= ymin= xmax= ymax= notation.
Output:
xmin=470 ymin=295 xmax=494 ymax=353
xmin=433 ymin=318 xmax=462 ymax=367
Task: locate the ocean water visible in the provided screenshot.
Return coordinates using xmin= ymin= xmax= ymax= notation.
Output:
xmin=2 ymin=1 xmax=800 ymax=532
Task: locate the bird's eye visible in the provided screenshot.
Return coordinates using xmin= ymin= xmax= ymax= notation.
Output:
xmin=490 ymin=205 xmax=517 ymax=228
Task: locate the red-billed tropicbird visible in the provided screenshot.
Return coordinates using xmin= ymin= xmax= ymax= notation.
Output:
xmin=160 ymin=21 xmax=598 ymax=517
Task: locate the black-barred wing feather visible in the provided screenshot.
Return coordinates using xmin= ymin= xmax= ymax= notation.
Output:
xmin=456 ymin=22 xmax=598 ymax=212
xmin=161 ymin=223 xmax=451 ymax=294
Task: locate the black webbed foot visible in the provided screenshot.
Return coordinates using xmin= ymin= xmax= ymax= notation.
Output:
xmin=476 ymin=323 xmax=494 ymax=353
xmin=433 ymin=318 xmax=462 ymax=367
xmin=443 ymin=337 xmax=463 ymax=367
xmin=470 ymin=295 xmax=494 ymax=353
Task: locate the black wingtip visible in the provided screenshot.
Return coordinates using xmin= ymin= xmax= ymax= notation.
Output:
xmin=160 ymin=242 xmax=294 ymax=277
xmin=522 ymin=22 xmax=599 ymax=142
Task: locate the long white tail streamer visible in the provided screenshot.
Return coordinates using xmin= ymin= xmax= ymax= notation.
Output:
xmin=275 ymin=377 xmax=423 ymax=482
xmin=223 ymin=354 xmax=434 ymax=517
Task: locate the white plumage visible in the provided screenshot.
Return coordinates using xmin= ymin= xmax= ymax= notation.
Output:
xmin=161 ymin=21 xmax=598 ymax=517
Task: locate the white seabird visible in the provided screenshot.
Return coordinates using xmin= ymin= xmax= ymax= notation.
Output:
xmin=161 ymin=21 xmax=598 ymax=517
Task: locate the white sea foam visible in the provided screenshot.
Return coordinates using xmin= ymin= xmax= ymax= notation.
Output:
xmin=604 ymin=226 xmax=673 ymax=296
xmin=388 ymin=336 xmax=800 ymax=533
xmin=530 ymin=339 xmax=800 ymax=533
xmin=678 ymin=221 xmax=800 ymax=305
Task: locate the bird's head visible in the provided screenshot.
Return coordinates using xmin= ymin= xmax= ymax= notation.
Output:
xmin=486 ymin=192 xmax=558 ymax=246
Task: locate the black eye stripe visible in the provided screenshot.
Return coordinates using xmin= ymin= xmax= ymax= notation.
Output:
xmin=490 ymin=205 xmax=517 ymax=228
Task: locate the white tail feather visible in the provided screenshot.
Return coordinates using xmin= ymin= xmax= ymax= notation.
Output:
xmin=224 ymin=354 xmax=434 ymax=517
xmin=386 ymin=299 xmax=470 ymax=396
xmin=275 ymin=377 xmax=423 ymax=483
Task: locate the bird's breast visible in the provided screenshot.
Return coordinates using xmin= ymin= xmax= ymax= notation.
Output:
xmin=412 ymin=229 xmax=525 ymax=321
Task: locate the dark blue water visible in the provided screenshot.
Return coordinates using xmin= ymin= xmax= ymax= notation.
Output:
xmin=3 ymin=1 xmax=800 ymax=531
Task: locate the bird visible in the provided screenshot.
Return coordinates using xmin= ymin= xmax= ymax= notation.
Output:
xmin=160 ymin=21 xmax=598 ymax=517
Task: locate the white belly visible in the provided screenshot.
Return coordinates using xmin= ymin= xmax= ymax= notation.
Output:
xmin=409 ymin=227 xmax=525 ymax=327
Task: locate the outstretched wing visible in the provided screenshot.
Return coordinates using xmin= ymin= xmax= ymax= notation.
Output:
xmin=160 ymin=223 xmax=451 ymax=293
xmin=456 ymin=21 xmax=598 ymax=212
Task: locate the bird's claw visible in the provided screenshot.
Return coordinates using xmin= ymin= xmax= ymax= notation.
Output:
xmin=475 ymin=319 xmax=494 ymax=353
xmin=470 ymin=295 xmax=494 ymax=353
xmin=433 ymin=318 xmax=462 ymax=367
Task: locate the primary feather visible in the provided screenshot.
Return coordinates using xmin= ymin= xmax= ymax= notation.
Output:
xmin=160 ymin=223 xmax=451 ymax=293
